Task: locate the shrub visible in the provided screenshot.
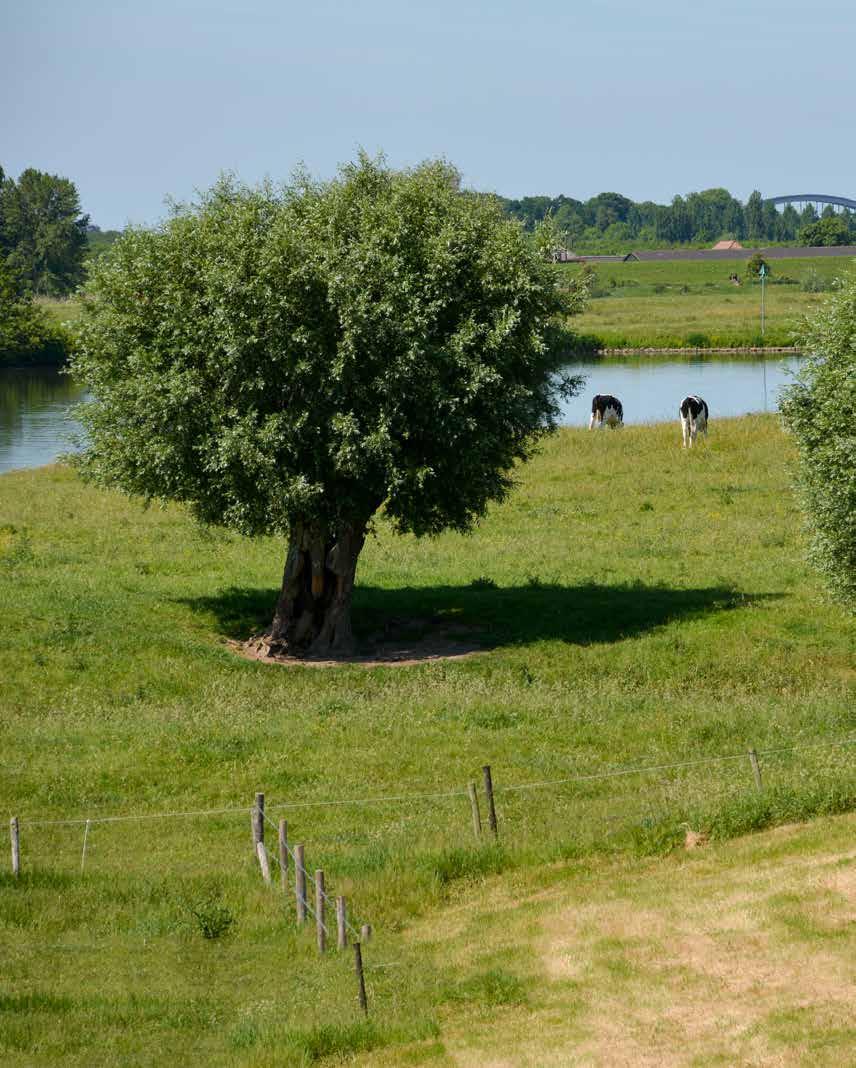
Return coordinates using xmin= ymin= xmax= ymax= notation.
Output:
xmin=780 ymin=273 xmax=856 ymax=608
xmin=745 ymin=252 xmax=769 ymax=278
xmin=800 ymin=268 xmax=831 ymax=293
xmin=0 ymin=265 xmax=70 ymax=366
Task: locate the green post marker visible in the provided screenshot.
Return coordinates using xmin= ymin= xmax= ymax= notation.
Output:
xmin=760 ymin=262 xmax=767 ymax=338
xmin=760 ymin=263 xmax=767 ymax=410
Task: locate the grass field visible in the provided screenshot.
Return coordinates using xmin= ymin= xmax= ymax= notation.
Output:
xmin=1 ymin=416 xmax=854 ymax=1063
xmin=35 ymin=297 xmax=83 ymax=327
xmin=562 ymin=256 xmax=855 ymax=349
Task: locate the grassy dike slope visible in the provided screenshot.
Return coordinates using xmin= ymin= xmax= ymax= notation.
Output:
xmin=1 ymin=416 xmax=854 ymax=1064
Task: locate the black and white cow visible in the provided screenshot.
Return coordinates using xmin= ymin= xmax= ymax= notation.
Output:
xmin=589 ymin=394 xmax=624 ymax=429
xmin=679 ymin=395 xmax=709 ymax=447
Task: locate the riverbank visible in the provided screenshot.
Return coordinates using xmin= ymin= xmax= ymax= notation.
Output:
xmin=597 ymin=345 xmax=799 ymax=356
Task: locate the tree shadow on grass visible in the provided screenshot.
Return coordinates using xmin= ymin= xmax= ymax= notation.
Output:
xmin=181 ymin=581 xmax=779 ymax=653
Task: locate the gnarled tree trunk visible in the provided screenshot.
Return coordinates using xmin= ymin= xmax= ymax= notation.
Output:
xmin=263 ymin=521 xmax=366 ymax=657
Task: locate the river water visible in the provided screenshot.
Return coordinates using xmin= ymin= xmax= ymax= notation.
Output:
xmin=557 ymin=355 xmax=802 ymax=426
xmin=0 ymin=356 xmax=803 ymax=474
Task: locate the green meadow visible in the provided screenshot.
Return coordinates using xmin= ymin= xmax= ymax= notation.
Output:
xmin=1 ymin=416 xmax=854 ymax=1063
xmin=562 ymin=255 xmax=855 ymax=349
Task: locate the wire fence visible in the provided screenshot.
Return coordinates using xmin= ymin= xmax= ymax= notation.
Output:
xmin=14 ymin=731 xmax=856 ymax=830
xmin=5 ymin=731 xmax=855 ymax=1022
xmin=7 ymin=730 xmax=856 ymax=937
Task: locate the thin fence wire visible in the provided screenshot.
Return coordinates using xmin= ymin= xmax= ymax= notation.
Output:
xmin=13 ymin=731 xmax=856 ymax=831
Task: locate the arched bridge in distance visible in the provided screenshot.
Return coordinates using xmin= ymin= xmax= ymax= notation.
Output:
xmin=767 ymin=193 xmax=856 ymax=212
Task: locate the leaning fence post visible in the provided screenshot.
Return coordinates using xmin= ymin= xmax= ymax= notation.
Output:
xmin=315 ymin=869 xmax=326 ymax=953
xmin=10 ymin=817 xmax=20 ymax=877
xmin=468 ymin=782 xmax=482 ymax=839
xmin=256 ymin=841 xmax=272 ymax=885
xmin=336 ymin=896 xmax=348 ymax=950
xmin=748 ymin=748 xmax=763 ymax=791
xmin=80 ymin=819 xmax=91 ymax=873
xmin=278 ymin=819 xmax=289 ymax=895
xmin=294 ymin=844 xmax=307 ymax=924
xmin=482 ymin=765 xmax=498 ymax=837
xmin=250 ymin=794 xmax=263 ymax=850
xmin=353 ymin=941 xmax=369 ymax=1015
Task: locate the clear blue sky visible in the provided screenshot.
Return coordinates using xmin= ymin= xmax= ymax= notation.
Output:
xmin=2 ymin=0 xmax=854 ymax=229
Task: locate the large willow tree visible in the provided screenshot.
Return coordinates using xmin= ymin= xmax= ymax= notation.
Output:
xmin=72 ymin=157 xmax=585 ymax=655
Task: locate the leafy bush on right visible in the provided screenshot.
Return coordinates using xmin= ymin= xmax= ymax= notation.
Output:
xmin=780 ymin=273 xmax=856 ymax=608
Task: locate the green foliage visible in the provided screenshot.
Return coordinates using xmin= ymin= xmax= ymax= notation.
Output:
xmin=0 ymin=262 xmax=70 ymax=366
xmin=0 ymin=167 xmax=89 ymax=296
xmin=72 ymin=155 xmax=585 ymax=542
xmin=745 ymin=252 xmax=770 ymax=278
xmin=799 ymin=215 xmax=853 ymax=247
xmin=182 ymin=887 xmax=235 ymax=939
xmin=801 ymin=268 xmax=832 ymax=293
xmin=780 ymin=273 xmax=856 ymax=607
xmin=84 ymin=226 xmax=122 ymax=262
xmin=501 ymin=186 xmax=804 ymax=250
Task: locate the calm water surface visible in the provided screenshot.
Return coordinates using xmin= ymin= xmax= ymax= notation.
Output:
xmin=557 ymin=356 xmax=803 ymax=426
xmin=0 ymin=368 xmax=88 ymax=474
xmin=0 ymin=357 xmax=803 ymax=474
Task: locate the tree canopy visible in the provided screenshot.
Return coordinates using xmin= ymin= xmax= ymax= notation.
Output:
xmin=71 ymin=156 xmax=585 ymax=654
xmin=0 ymin=166 xmax=90 ymax=296
xmin=780 ymin=273 xmax=856 ymax=608
xmin=798 ymin=216 xmax=852 ymax=248
xmin=0 ymin=262 xmax=67 ymax=366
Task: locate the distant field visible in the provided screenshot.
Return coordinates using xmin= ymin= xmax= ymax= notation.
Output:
xmin=562 ymin=255 xmax=855 ymax=349
xmin=572 ymin=289 xmax=825 ymax=348
xmin=35 ymin=297 xmax=83 ymax=326
xmin=560 ymin=255 xmax=852 ymax=291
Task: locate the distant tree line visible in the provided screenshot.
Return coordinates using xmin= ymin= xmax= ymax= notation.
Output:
xmin=498 ymin=188 xmax=856 ymax=253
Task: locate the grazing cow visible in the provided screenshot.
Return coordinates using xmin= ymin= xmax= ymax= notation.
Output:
xmin=589 ymin=394 xmax=624 ymax=429
xmin=680 ymin=395 xmax=709 ymax=447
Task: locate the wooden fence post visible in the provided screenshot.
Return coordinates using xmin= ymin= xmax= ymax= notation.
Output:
xmin=468 ymin=782 xmax=482 ymax=839
xmin=360 ymin=923 xmax=372 ymax=943
xmin=354 ymin=941 xmax=369 ymax=1015
xmin=80 ymin=819 xmax=91 ymax=873
xmin=482 ymin=765 xmax=498 ymax=837
xmin=278 ymin=819 xmax=289 ymax=894
xmin=256 ymin=842 xmax=272 ymax=885
xmin=294 ymin=844 xmax=307 ymax=924
xmin=748 ymin=748 xmax=763 ymax=791
xmin=252 ymin=792 xmax=264 ymax=853
xmin=315 ymin=870 xmax=326 ymax=953
xmin=10 ymin=817 xmax=19 ymax=877
xmin=336 ymin=896 xmax=347 ymax=950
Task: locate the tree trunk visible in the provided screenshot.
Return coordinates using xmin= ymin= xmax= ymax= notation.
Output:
xmin=263 ymin=522 xmax=366 ymax=657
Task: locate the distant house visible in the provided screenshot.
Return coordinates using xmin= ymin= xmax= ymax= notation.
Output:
xmin=711 ymin=239 xmax=744 ymax=251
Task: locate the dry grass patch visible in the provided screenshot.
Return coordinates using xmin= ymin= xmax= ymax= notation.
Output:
xmin=356 ymin=815 xmax=856 ymax=1067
